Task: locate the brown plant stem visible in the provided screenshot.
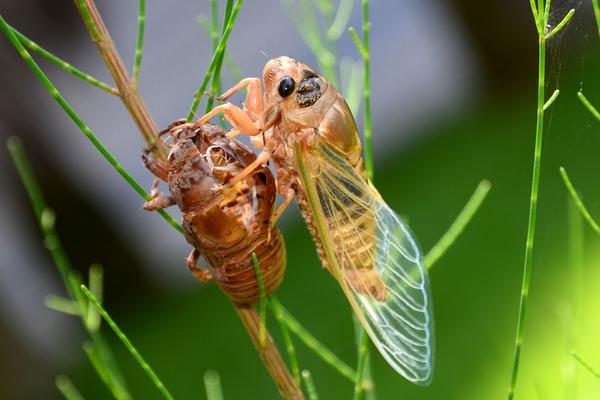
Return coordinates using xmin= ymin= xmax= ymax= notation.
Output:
xmin=72 ymin=1 xmax=300 ymax=397
xmin=235 ymin=305 xmax=304 ymax=400
xmin=73 ymin=0 xmax=167 ymax=159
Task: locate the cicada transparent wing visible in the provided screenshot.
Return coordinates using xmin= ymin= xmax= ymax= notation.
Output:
xmin=294 ymin=141 xmax=434 ymax=385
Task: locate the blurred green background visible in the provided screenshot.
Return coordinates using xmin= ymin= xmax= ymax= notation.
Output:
xmin=1 ymin=1 xmax=600 ymax=399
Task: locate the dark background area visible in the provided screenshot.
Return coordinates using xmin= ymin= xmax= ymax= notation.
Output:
xmin=1 ymin=1 xmax=599 ymax=399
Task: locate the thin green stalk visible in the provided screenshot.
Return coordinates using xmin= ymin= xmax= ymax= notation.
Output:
xmin=508 ymin=4 xmax=574 ymax=399
xmin=81 ymin=285 xmax=174 ymax=400
xmin=8 ymin=137 xmax=77 ymax=299
xmin=425 ymin=180 xmax=492 ymax=269
xmin=56 ymin=376 xmax=85 ymax=400
xmin=204 ymin=370 xmax=224 ymax=400
xmin=196 ymin=12 xmax=242 ymax=84
xmin=545 ymin=8 xmax=575 ymax=40
xmin=45 ymin=296 xmax=80 ymax=316
xmin=83 ymin=342 xmax=130 ymax=400
xmin=543 ymin=89 xmax=559 ymax=110
xmin=577 ymin=91 xmax=600 ymax=122
xmin=209 ymin=0 xmax=220 ymax=50
xmin=251 ymin=253 xmax=268 ymax=348
xmin=8 ymin=137 xmax=131 ymax=399
xmin=327 ymin=0 xmax=354 ymax=41
xmin=560 ymin=167 xmax=600 ymax=235
xmin=572 ymin=352 xmax=600 ymax=379
xmin=0 ymin=17 xmax=183 ymax=234
xmin=567 ymin=190 xmax=584 ymax=315
xmin=76 ymin=0 xmax=100 ymax=40
xmin=353 ymin=330 xmax=369 ymax=400
xmin=8 ymin=26 xmax=117 ymax=95
xmin=187 ymin=0 xmax=243 ymax=121
xmin=361 ymin=0 xmax=372 ymax=181
xmin=275 ymin=303 xmax=357 ymax=382
xmin=508 ymin=15 xmax=546 ymax=400
xmin=301 ymin=370 xmax=319 ymax=400
xmin=281 ymin=0 xmax=337 ymax=84
xmin=86 ymin=263 xmax=103 ymax=331
xmin=205 ymin=0 xmax=235 ymax=114
xmin=271 ymin=296 xmax=302 ymax=384
xmin=132 ymin=0 xmax=145 ymax=86
xmin=593 ymin=0 xmax=600 ymax=39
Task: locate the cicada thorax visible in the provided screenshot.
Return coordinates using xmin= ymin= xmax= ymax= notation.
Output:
xmin=166 ymin=123 xmax=285 ymax=305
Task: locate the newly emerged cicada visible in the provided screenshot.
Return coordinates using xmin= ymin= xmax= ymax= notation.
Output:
xmin=193 ymin=56 xmax=434 ymax=384
xmin=142 ymin=121 xmax=286 ymax=305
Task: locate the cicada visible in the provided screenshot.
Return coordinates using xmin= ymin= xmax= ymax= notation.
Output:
xmin=193 ymin=56 xmax=434 ymax=384
xmin=142 ymin=121 xmax=286 ymax=305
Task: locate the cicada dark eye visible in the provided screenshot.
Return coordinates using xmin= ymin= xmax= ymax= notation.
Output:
xmin=277 ymin=76 xmax=296 ymax=98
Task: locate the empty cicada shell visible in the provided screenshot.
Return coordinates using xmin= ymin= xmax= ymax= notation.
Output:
xmin=142 ymin=121 xmax=285 ymax=305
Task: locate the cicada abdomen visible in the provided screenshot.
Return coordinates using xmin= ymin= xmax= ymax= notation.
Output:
xmin=142 ymin=121 xmax=285 ymax=305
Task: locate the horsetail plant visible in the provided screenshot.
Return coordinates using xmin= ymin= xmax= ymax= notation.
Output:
xmin=507 ymin=2 xmax=575 ymax=399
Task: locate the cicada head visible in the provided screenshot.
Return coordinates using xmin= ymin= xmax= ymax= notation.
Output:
xmin=262 ymin=56 xmax=334 ymax=129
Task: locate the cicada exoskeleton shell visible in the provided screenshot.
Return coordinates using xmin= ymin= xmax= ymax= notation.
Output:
xmin=143 ymin=122 xmax=285 ymax=305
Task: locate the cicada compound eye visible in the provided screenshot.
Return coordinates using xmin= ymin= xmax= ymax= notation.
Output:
xmin=277 ymin=76 xmax=296 ymax=98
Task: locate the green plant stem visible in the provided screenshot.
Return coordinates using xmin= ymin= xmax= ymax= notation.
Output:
xmin=560 ymin=167 xmax=600 ymax=235
xmin=545 ymin=8 xmax=575 ymax=40
xmin=425 ymin=180 xmax=492 ymax=269
xmin=0 ymin=18 xmax=183 ymax=234
xmin=271 ymin=296 xmax=302 ymax=384
xmin=577 ymin=91 xmax=600 ymax=122
xmin=132 ymin=0 xmax=145 ymax=86
xmin=204 ymin=370 xmax=224 ymax=400
xmin=251 ymin=253 xmax=268 ymax=348
xmin=45 ymin=296 xmax=79 ymax=316
xmin=507 ymin=3 xmax=574 ymax=397
xmin=56 ymin=376 xmax=85 ymax=400
xmin=349 ymin=0 xmax=373 ymax=181
xmin=8 ymin=137 xmax=77 ymax=298
xmin=327 ymin=0 xmax=354 ymax=41
xmin=83 ymin=342 xmax=130 ymax=400
xmin=301 ymin=370 xmax=319 ymax=400
xmin=81 ymin=285 xmax=174 ymax=400
xmin=572 ymin=352 xmax=600 ymax=379
xmin=543 ymin=89 xmax=559 ymax=110
xmin=73 ymin=0 xmax=166 ymax=159
xmin=8 ymin=26 xmax=118 ymax=95
xmin=281 ymin=0 xmax=337 ymax=84
xmin=7 ymin=136 xmax=131 ymax=400
xmin=86 ymin=263 xmax=103 ymax=331
xmin=205 ymin=0 xmax=234 ymax=114
xmin=275 ymin=303 xmax=357 ymax=383
xmin=187 ymin=0 xmax=243 ymax=121
xmin=507 ymin=26 xmax=545 ymax=400
xmin=353 ymin=329 xmax=369 ymax=400
xmin=593 ymin=0 xmax=600 ymax=39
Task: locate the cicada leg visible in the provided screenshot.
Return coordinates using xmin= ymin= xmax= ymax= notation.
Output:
xmin=142 ymin=178 xmax=175 ymax=210
xmin=216 ymin=77 xmax=263 ymax=119
xmin=186 ymin=248 xmax=213 ymax=282
xmin=142 ymin=151 xmax=169 ymax=182
xmin=194 ymin=77 xmax=266 ymax=135
xmin=270 ymin=171 xmax=295 ymax=228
